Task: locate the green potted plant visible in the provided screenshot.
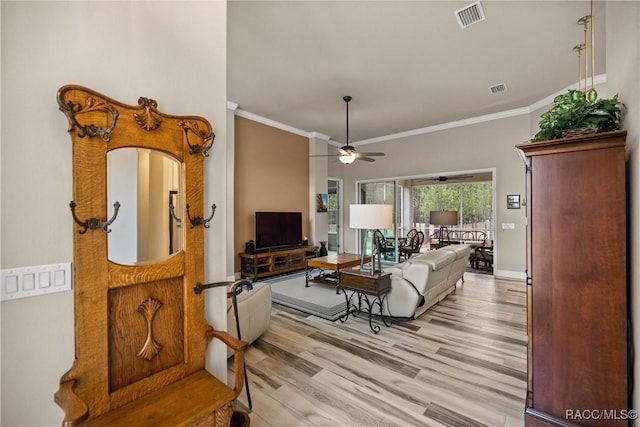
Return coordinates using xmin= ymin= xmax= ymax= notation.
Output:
xmin=532 ymin=88 xmax=622 ymax=142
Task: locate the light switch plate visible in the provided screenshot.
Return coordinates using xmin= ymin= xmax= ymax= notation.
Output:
xmin=502 ymin=223 xmax=515 ymax=230
xmin=1 ymin=262 xmax=72 ymax=301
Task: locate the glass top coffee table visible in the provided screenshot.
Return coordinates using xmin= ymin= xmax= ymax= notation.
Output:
xmin=305 ymin=253 xmax=370 ymax=293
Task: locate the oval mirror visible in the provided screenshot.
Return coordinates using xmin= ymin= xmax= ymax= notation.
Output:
xmin=107 ymin=148 xmax=182 ymax=265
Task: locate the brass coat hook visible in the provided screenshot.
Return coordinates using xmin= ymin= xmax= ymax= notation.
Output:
xmin=180 ymin=121 xmax=215 ymax=157
xmin=186 ymin=204 xmax=216 ymax=228
xmin=57 ymin=91 xmax=119 ymax=142
xmin=70 ymin=201 xmax=121 ymax=234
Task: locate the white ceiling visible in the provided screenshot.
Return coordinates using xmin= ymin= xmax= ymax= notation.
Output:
xmin=228 ymin=1 xmax=607 ymax=146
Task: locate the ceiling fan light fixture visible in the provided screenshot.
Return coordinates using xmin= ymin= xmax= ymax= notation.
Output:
xmin=306 ymin=95 xmax=383 ymax=164
xmin=339 ymin=153 xmax=356 ymax=164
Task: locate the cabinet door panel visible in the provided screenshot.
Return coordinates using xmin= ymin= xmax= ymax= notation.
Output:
xmin=528 ymin=142 xmax=626 ymax=425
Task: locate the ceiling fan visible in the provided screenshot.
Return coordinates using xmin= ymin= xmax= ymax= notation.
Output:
xmin=310 ymin=96 xmax=385 ymax=164
xmin=428 ymin=174 xmax=475 ymax=182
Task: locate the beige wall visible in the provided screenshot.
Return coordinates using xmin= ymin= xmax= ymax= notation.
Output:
xmin=331 ymin=114 xmax=530 ymax=278
xmin=233 ymin=116 xmax=310 ymax=271
xmin=0 ymin=2 xmax=228 ymax=425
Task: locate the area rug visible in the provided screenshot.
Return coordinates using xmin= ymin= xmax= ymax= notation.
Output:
xmin=265 ymin=272 xmax=347 ymax=321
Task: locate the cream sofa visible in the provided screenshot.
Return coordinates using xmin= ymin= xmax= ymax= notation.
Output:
xmin=442 ymin=244 xmax=472 ymax=288
xmin=226 ymin=281 xmax=272 ymax=357
xmin=382 ymin=244 xmax=471 ymax=319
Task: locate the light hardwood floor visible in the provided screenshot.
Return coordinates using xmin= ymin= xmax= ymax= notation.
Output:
xmin=230 ymin=272 xmax=527 ymax=427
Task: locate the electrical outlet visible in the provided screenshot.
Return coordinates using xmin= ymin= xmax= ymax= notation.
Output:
xmin=1 ymin=262 xmax=72 ymax=301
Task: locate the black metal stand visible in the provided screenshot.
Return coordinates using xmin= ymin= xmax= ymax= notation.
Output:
xmin=337 ymin=284 xmax=391 ymax=334
xmin=193 ymin=279 xmax=254 ymax=411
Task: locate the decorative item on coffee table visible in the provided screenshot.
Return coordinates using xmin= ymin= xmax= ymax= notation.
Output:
xmin=317 ymin=241 xmax=328 ymax=256
xmin=338 ymin=268 xmax=392 ymax=333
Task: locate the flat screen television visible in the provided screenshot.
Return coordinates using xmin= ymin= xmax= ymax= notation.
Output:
xmin=255 ymin=211 xmax=303 ymax=251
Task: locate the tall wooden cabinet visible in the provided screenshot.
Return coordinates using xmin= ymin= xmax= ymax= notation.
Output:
xmin=517 ymin=130 xmax=628 ymax=427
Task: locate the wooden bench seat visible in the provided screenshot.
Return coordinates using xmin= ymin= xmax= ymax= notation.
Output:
xmin=86 ymin=370 xmax=235 ymax=427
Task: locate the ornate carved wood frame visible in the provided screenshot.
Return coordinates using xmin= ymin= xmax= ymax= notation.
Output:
xmin=54 ymin=85 xmax=244 ymax=425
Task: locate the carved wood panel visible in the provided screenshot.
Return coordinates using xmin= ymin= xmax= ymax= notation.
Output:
xmin=108 ymin=278 xmax=184 ymax=391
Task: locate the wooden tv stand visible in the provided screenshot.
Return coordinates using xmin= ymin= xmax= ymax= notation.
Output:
xmin=239 ymin=246 xmax=315 ymax=280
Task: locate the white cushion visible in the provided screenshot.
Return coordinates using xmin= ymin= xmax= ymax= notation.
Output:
xmin=409 ymin=249 xmax=456 ymax=270
xmin=440 ymin=244 xmax=471 ymax=260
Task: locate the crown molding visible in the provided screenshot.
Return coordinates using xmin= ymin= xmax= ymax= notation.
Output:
xmin=228 ymin=74 xmax=608 ymax=146
xmin=353 ymin=107 xmax=531 ymax=146
xmin=309 ymin=131 xmax=331 ymax=141
xmin=232 ymin=106 xmax=311 ymax=138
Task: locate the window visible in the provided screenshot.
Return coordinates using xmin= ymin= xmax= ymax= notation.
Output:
xmin=411 ymin=181 xmax=493 ymax=240
xmin=358 ymin=181 xmax=397 ymax=261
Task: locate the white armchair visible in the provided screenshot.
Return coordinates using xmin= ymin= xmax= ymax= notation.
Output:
xmin=226 ymin=281 xmax=272 ymax=357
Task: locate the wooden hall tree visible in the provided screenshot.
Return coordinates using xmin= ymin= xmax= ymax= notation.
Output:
xmin=517 ymin=130 xmax=628 ymax=427
xmin=54 ymin=85 xmax=247 ymax=426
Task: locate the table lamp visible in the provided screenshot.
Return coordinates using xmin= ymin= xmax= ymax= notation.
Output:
xmin=430 ymin=210 xmax=458 ymax=247
xmin=350 ymin=204 xmax=393 ymax=274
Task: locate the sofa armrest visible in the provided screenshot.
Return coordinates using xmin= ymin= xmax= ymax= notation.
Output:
xmin=400 ymin=261 xmax=432 ymax=294
xmin=207 ymin=329 xmax=248 ymax=398
xmin=385 ymin=277 xmax=424 ymax=318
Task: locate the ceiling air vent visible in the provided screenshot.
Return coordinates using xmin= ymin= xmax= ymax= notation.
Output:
xmin=489 ymin=83 xmax=508 ymax=94
xmin=455 ymin=1 xmax=486 ymax=29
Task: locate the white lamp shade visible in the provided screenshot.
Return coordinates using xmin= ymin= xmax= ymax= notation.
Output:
xmin=350 ymin=204 xmax=393 ymax=229
xmin=430 ymin=210 xmax=458 ymax=226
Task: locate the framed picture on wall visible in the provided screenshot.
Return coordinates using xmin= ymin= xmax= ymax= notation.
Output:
xmin=507 ymin=194 xmax=520 ymax=209
xmin=316 ymin=193 xmax=328 ymax=212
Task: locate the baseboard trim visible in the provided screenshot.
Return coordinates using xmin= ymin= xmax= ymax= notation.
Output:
xmin=494 ymin=269 xmax=526 ymax=281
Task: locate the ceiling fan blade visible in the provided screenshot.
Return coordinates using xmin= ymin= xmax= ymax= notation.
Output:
xmin=358 ymin=156 xmax=376 ymax=162
xmin=353 ymin=152 xmax=384 ymax=159
xmin=309 ymin=154 xmax=340 ymax=157
xmin=430 ymin=174 xmax=475 ymax=182
xmin=357 ymin=152 xmax=385 ymax=157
